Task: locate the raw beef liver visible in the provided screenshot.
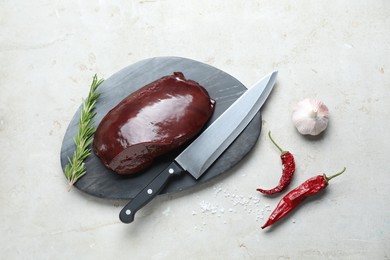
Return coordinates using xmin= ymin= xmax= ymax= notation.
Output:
xmin=93 ymin=72 xmax=215 ymax=175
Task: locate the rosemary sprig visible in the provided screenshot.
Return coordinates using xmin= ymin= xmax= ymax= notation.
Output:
xmin=65 ymin=74 xmax=104 ymax=191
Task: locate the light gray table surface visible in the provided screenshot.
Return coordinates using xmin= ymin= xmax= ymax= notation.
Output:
xmin=1 ymin=1 xmax=389 ymax=259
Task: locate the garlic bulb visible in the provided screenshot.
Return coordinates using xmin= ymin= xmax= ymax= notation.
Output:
xmin=292 ymin=99 xmax=329 ymax=135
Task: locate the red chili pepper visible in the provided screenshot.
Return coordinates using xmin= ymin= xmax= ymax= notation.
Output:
xmin=261 ymin=167 xmax=346 ymax=229
xmin=257 ymin=131 xmax=295 ymax=195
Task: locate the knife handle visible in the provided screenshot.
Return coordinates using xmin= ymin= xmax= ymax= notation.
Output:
xmin=119 ymin=162 xmax=184 ymax=223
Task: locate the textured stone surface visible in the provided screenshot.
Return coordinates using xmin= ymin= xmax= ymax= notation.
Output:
xmin=1 ymin=0 xmax=389 ymax=259
xmin=60 ymin=57 xmax=262 ymax=199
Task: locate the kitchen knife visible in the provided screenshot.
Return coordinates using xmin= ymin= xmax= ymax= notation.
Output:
xmin=119 ymin=71 xmax=278 ymax=223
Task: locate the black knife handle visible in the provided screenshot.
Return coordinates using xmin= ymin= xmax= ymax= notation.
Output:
xmin=119 ymin=161 xmax=184 ymax=223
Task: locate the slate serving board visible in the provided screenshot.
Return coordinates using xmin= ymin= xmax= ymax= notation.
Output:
xmin=60 ymin=56 xmax=262 ymax=199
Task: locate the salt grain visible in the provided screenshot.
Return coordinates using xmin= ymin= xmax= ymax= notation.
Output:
xmin=191 ymin=185 xmax=273 ymax=225
xmin=162 ymin=207 xmax=170 ymax=216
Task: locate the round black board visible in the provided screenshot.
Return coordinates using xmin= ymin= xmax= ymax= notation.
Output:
xmin=60 ymin=56 xmax=261 ymax=199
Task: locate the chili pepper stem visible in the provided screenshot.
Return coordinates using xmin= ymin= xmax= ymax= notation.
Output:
xmin=324 ymin=167 xmax=346 ymax=182
xmin=268 ymin=131 xmax=287 ymax=154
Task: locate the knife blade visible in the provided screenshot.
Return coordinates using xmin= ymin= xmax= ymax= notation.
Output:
xmin=119 ymin=71 xmax=278 ymax=223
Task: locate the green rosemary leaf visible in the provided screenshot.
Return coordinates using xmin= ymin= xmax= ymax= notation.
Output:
xmin=65 ymin=74 xmax=104 ymax=191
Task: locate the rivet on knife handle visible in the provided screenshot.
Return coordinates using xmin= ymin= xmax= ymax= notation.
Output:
xmin=119 ymin=162 xmax=184 ymax=223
